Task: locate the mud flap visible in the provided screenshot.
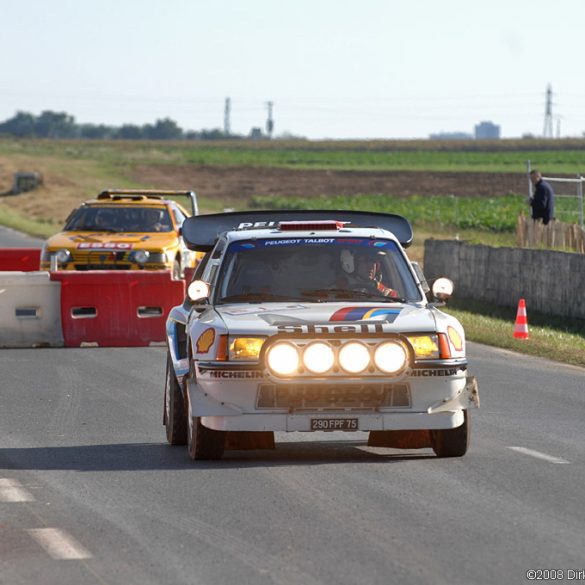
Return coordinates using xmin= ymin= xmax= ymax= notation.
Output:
xmin=367 ymin=430 xmax=432 ymax=449
xmin=225 ymin=431 xmax=276 ymax=450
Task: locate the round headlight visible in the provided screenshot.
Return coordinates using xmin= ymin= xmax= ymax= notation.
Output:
xmin=266 ymin=342 xmax=299 ymax=376
xmin=133 ymin=250 xmax=150 ymax=265
xmin=374 ymin=342 xmax=407 ymax=374
xmin=339 ymin=342 xmax=370 ymax=374
xmin=302 ymin=342 xmax=334 ymax=374
xmin=55 ymin=249 xmax=71 ymax=264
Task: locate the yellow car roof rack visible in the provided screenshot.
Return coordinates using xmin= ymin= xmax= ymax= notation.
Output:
xmin=98 ymin=189 xmax=199 ymax=216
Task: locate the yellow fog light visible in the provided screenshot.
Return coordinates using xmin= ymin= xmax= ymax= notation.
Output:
xmin=339 ymin=342 xmax=370 ymax=374
xmin=374 ymin=342 xmax=407 ymax=374
xmin=229 ymin=337 xmax=265 ymax=360
xmin=407 ymin=335 xmax=439 ymax=359
xmin=266 ymin=342 xmax=299 ymax=376
xmin=302 ymin=342 xmax=335 ymax=374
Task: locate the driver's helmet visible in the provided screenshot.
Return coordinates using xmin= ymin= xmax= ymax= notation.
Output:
xmin=341 ymin=249 xmax=377 ymax=274
xmin=145 ymin=208 xmax=164 ymax=224
xmin=340 ymin=249 xmax=355 ymax=273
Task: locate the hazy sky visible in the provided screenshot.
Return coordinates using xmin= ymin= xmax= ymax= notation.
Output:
xmin=1 ymin=0 xmax=584 ymax=139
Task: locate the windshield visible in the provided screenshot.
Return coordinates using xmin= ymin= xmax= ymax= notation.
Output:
xmin=63 ymin=206 xmax=173 ymax=233
xmin=216 ymin=237 xmax=423 ymax=303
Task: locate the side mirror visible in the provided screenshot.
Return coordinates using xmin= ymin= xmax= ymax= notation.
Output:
xmin=431 ymin=277 xmax=454 ymax=303
xmin=187 ymin=280 xmax=210 ymax=302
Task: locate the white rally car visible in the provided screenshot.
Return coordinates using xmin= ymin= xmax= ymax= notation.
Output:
xmin=164 ymin=211 xmax=479 ymax=460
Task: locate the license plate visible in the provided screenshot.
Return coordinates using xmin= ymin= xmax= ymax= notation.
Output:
xmin=310 ymin=418 xmax=358 ymax=431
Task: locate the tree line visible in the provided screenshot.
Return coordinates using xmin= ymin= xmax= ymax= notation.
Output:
xmin=0 ymin=110 xmax=238 ymax=140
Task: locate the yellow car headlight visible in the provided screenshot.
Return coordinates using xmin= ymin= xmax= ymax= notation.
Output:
xmin=229 ymin=337 xmax=265 ymax=360
xmin=55 ymin=249 xmax=72 ymax=264
xmin=407 ymin=335 xmax=439 ymax=359
xmin=266 ymin=342 xmax=299 ymax=376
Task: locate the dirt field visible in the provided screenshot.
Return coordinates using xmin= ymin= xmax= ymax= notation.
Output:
xmin=131 ymin=165 xmax=527 ymax=203
xmin=1 ymin=156 xmax=527 ymax=225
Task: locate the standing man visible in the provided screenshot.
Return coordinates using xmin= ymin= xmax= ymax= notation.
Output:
xmin=529 ymin=169 xmax=555 ymax=225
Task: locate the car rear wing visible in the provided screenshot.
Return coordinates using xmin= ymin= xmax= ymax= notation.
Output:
xmin=181 ymin=210 xmax=413 ymax=252
xmin=98 ymin=189 xmax=199 ymax=216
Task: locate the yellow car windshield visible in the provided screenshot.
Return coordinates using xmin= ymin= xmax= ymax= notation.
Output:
xmin=64 ymin=206 xmax=173 ymax=233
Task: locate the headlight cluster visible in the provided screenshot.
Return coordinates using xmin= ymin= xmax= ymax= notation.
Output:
xmin=130 ymin=250 xmax=150 ymax=265
xmin=266 ymin=340 xmax=408 ymax=377
xmin=229 ymin=337 xmax=265 ymax=361
xmin=55 ymin=249 xmax=72 ymax=264
xmin=129 ymin=251 xmax=167 ymax=265
xmin=406 ymin=335 xmax=441 ymax=359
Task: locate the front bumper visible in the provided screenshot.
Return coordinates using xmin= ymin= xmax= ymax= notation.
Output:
xmin=200 ymin=410 xmax=464 ymax=432
xmin=188 ymin=370 xmax=479 ymax=433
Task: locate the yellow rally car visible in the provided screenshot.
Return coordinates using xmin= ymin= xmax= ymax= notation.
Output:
xmin=40 ymin=189 xmax=200 ymax=279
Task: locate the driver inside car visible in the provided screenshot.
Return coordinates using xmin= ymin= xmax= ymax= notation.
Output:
xmin=94 ymin=210 xmax=116 ymax=230
xmin=340 ymin=249 xmax=399 ymax=298
xmin=143 ymin=208 xmax=166 ymax=232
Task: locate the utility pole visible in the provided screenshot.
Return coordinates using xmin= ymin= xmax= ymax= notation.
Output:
xmin=543 ymin=84 xmax=553 ymax=139
xmin=266 ymin=101 xmax=274 ymax=138
xmin=224 ymin=97 xmax=231 ymax=136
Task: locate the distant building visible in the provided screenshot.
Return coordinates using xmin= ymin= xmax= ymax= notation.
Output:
xmin=429 ymin=131 xmax=473 ymax=140
xmin=474 ymin=121 xmax=500 ymax=140
xmin=249 ymin=127 xmax=264 ymax=140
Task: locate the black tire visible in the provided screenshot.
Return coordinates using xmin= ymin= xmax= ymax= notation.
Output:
xmin=430 ymin=410 xmax=470 ymax=458
xmin=164 ymin=353 xmax=187 ymax=445
xmin=172 ymin=259 xmax=182 ymax=281
xmin=187 ymin=402 xmax=226 ymax=461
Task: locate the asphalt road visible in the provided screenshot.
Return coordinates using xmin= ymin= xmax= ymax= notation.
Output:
xmin=0 ymin=225 xmax=44 ymax=248
xmin=1 ymin=343 xmax=584 ymax=585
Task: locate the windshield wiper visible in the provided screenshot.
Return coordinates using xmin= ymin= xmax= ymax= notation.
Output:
xmin=301 ymin=288 xmax=409 ymax=303
xmin=77 ymin=227 xmax=122 ymax=233
xmin=220 ymin=293 xmax=308 ymax=303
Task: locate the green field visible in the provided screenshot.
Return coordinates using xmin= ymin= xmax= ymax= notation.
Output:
xmin=3 ymin=138 xmax=585 ymax=173
xmin=251 ymin=193 xmax=581 ymax=232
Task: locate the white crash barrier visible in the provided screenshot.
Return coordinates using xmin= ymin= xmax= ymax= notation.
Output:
xmin=0 ymin=272 xmax=64 ymax=348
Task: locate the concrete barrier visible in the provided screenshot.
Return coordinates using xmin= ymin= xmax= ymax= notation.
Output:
xmin=424 ymin=239 xmax=585 ymax=320
xmin=0 ymin=271 xmax=64 ymax=347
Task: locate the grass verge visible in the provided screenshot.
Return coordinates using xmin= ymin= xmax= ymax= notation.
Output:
xmin=443 ymin=298 xmax=585 ymax=368
xmin=0 ymin=204 xmax=60 ymax=238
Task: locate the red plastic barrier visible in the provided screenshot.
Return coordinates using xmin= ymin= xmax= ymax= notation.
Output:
xmin=0 ymin=248 xmax=42 ymax=271
xmin=50 ymin=271 xmax=185 ymax=347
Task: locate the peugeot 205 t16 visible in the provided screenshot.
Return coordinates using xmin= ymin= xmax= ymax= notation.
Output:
xmin=163 ymin=211 xmax=479 ymax=460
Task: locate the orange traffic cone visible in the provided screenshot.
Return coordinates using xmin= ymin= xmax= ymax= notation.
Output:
xmin=513 ymin=298 xmax=529 ymax=339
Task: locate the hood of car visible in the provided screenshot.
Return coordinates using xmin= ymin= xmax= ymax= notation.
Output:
xmin=45 ymin=231 xmax=178 ymax=250
xmin=215 ymin=302 xmax=437 ymax=335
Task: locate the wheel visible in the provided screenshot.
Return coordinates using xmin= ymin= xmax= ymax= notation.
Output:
xmin=172 ymin=259 xmax=182 ymax=280
xmin=164 ymin=353 xmax=187 ymax=445
xmin=430 ymin=410 xmax=470 ymax=458
xmin=187 ymin=397 xmax=226 ymax=460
